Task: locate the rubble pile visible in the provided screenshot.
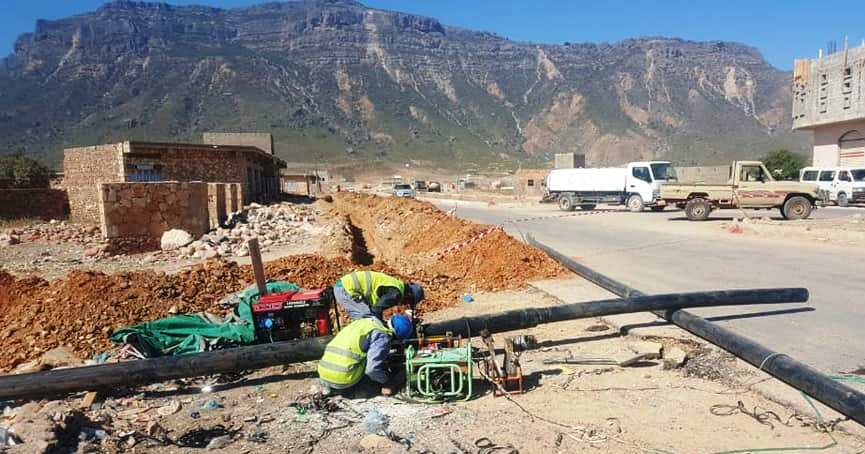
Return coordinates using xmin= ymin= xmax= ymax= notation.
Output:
xmin=175 ymin=203 xmax=322 ymax=259
xmin=0 ymin=221 xmax=102 ymax=247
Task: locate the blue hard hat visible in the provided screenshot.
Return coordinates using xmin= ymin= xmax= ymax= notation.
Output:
xmin=406 ymin=283 xmax=425 ymax=305
xmin=388 ymin=313 xmax=414 ymax=340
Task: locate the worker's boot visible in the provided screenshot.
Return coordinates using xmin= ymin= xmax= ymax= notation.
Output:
xmin=380 ymin=369 xmax=406 ymax=396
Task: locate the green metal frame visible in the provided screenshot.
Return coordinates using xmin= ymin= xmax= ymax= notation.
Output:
xmin=404 ymin=344 xmax=473 ymax=402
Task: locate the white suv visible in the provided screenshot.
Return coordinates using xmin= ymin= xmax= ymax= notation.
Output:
xmin=392 ymin=183 xmax=416 ymax=198
xmin=800 ymin=166 xmax=865 ymax=206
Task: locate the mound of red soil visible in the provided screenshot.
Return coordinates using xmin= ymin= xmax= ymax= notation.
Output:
xmin=0 ymin=194 xmax=567 ymax=371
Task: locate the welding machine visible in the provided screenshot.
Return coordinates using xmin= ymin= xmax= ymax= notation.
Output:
xmin=251 ymin=287 xmax=337 ymax=343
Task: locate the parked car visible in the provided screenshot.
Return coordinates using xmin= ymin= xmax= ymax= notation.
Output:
xmin=800 ymin=166 xmax=865 ymax=207
xmin=413 ymin=180 xmax=428 ymax=191
xmin=427 ymin=181 xmax=442 ymax=192
xmin=546 ymin=161 xmax=676 ymax=212
xmin=661 ymin=161 xmax=823 ymax=221
xmin=392 ymin=183 xmax=416 ymax=198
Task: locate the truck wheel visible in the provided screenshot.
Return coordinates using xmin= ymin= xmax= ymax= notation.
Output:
xmin=650 ymin=206 xmax=665 ymax=212
xmin=626 ymin=194 xmax=644 ymax=212
xmin=782 ymin=196 xmax=812 ymax=220
xmin=579 ymin=204 xmax=596 ymax=211
xmin=558 ymin=196 xmax=575 ymax=211
xmin=685 ymin=198 xmax=711 ymax=221
xmin=837 ymin=192 xmax=849 ymax=207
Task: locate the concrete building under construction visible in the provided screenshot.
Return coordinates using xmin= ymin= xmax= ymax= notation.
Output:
xmin=793 ymin=43 xmax=865 ymax=167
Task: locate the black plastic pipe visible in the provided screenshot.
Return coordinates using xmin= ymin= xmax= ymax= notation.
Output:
xmin=0 ymin=289 xmax=804 ymax=401
xmin=525 ymin=233 xmax=865 ymax=428
xmin=423 ymin=288 xmax=808 ymax=337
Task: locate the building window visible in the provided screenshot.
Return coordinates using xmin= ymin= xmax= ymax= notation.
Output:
xmin=128 ymin=164 xmax=163 ymax=182
xmin=527 ymin=179 xmax=535 ymax=187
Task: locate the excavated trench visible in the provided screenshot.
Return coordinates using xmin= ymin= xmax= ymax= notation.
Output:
xmin=346 ymin=216 xmax=375 ymax=266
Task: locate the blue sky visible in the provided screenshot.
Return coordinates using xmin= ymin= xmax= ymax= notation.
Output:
xmin=1 ymin=0 xmax=862 ymax=70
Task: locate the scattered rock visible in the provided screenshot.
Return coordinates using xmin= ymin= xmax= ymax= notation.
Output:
xmin=663 ymin=347 xmax=689 ymax=370
xmin=357 ymin=434 xmax=402 ymax=453
xmin=83 ymin=245 xmax=106 ymax=257
xmin=206 ymin=435 xmax=233 ymax=450
xmin=628 ymin=341 xmax=663 ymax=360
xmin=39 ymin=346 xmax=83 ymax=369
xmin=161 ymin=229 xmax=194 ymax=251
xmin=584 ymin=323 xmax=610 ymax=332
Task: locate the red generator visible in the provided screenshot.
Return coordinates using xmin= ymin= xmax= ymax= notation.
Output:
xmin=251 ymin=288 xmax=337 ymax=343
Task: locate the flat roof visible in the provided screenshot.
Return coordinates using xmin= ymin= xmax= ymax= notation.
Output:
xmin=126 ymin=141 xmax=286 ymax=166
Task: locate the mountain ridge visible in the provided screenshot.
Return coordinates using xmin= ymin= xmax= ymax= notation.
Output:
xmin=0 ymin=0 xmax=806 ymax=168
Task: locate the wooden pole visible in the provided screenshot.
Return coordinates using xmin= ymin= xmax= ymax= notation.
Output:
xmin=248 ymin=238 xmax=268 ymax=296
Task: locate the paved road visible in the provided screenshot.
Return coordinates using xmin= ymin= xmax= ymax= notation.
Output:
xmin=430 ymin=199 xmax=865 ymax=374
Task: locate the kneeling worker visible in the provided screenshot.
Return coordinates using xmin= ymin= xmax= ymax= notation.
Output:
xmin=318 ymin=313 xmax=413 ymax=396
xmin=334 ymin=271 xmax=424 ymax=320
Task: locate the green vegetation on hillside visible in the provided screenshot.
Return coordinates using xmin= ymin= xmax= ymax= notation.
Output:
xmin=0 ymin=153 xmax=54 ymax=188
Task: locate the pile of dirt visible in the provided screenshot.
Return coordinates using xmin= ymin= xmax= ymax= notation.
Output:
xmin=0 ymin=262 xmax=247 ymax=371
xmin=0 ymin=194 xmax=567 ymax=370
xmin=328 ymin=192 xmax=566 ymax=303
xmin=0 ymin=254 xmax=458 ymax=370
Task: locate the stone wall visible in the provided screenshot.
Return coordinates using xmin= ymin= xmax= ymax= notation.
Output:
xmin=208 ymin=183 xmax=227 ymax=229
xmin=64 ymin=143 xmax=125 ymax=222
xmin=226 ymin=184 xmax=239 ymax=213
xmin=125 ymin=145 xmax=245 ymax=184
xmin=0 ymin=189 xmax=69 ymax=220
xmin=98 ymin=182 xmax=210 ymax=242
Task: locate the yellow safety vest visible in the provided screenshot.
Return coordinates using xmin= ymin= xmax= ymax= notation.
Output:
xmin=339 ymin=271 xmax=405 ymax=305
xmin=318 ymin=318 xmax=393 ymax=387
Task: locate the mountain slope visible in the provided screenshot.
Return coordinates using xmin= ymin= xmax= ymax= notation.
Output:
xmin=0 ymin=0 xmax=806 ymax=168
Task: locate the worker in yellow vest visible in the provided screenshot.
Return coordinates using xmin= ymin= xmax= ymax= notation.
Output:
xmin=334 ymin=271 xmax=424 ymax=320
xmin=318 ymin=313 xmax=414 ymax=396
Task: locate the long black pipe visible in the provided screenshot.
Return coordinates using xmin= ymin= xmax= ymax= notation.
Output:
xmin=423 ymin=288 xmax=808 ymax=337
xmin=525 ymin=233 xmax=865 ymax=428
xmin=0 ymin=289 xmax=804 ymax=401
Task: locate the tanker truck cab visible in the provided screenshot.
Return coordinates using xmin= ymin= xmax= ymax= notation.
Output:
xmin=546 ymin=160 xmax=675 ymax=212
xmin=626 ymin=161 xmax=678 ymax=211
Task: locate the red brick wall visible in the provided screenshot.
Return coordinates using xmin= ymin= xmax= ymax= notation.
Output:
xmin=0 ymin=189 xmax=69 ymax=220
xmin=63 ymin=143 xmax=125 ymax=222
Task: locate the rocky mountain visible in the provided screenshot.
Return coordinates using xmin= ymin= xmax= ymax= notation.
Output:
xmin=0 ymin=0 xmax=806 ymax=168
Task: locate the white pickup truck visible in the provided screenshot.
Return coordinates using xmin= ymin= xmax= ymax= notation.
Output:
xmin=546 ymin=161 xmax=677 ymax=211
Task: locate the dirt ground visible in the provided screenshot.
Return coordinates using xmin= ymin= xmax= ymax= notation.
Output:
xmin=719 ymin=211 xmax=865 ymax=246
xmin=3 ymin=290 xmax=863 ymax=454
xmin=0 ymin=194 xmax=565 ymax=371
xmin=1 ymin=194 xmax=864 ymax=453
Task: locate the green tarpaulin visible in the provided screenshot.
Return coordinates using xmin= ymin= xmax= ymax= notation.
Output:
xmin=111 ymin=281 xmax=300 ymax=357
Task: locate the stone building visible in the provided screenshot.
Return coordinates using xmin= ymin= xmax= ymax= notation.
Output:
xmin=792 ymin=44 xmax=865 ymax=167
xmin=280 ymin=171 xmax=325 ymax=197
xmin=554 ymin=153 xmax=586 ymax=169
xmin=514 ymin=169 xmax=550 ymax=199
xmin=64 ymin=141 xmax=285 ymax=222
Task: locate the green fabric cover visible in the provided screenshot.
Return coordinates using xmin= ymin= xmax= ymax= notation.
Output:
xmin=110 ymin=281 xmax=300 ymax=357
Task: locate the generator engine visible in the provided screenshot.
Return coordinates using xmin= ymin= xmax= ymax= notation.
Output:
xmin=252 ymin=287 xmax=336 ymax=343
